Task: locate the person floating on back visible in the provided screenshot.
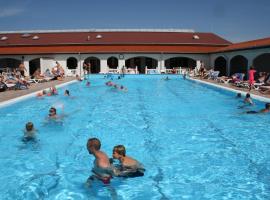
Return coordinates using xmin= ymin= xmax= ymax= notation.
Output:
xmin=86 ymin=138 xmax=113 ymax=185
xmin=111 ymin=145 xmax=145 ymax=178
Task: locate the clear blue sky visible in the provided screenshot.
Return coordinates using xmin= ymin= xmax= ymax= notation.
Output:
xmin=0 ymin=0 xmax=269 ymax=43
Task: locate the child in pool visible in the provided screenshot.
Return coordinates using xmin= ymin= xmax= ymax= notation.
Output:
xmin=112 ymin=145 xmax=145 ymax=177
xmin=23 ymin=122 xmax=37 ymax=141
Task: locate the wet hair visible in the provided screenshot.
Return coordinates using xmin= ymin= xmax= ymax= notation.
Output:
xmin=65 ymin=90 xmax=70 ymax=96
xmin=265 ymin=103 xmax=270 ymax=109
xmin=50 ymin=107 xmax=57 ymax=114
xmin=87 ymin=138 xmax=101 ymax=151
xmin=113 ymin=145 xmax=126 ymax=157
xmin=246 ymin=93 xmax=250 ymax=98
xmin=236 ymin=93 xmax=241 ymax=98
xmin=26 ymin=122 xmax=34 ymax=132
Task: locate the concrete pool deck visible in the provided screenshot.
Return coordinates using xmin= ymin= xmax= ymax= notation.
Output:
xmin=0 ymin=77 xmax=76 ymax=103
xmin=191 ymin=77 xmax=270 ymax=102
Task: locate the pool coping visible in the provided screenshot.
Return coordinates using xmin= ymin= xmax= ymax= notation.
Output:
xmin=0 ymin=80 xmax=77 ymax=109
xmin=189 ymin=77 xmax=270 ymax=103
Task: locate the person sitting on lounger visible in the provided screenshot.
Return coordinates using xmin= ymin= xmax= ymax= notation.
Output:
xmin=0 ymin=76 xmax=7 ymax=92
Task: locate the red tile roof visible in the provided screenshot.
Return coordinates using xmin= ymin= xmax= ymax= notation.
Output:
xmin=0 ymin=45 xmax=224 ymax=54
xmin=0 ymin=31 xmax=231 ymax=46
xmin=213 ymin=37 xmax=270 ymax=53
xmin=1 ymin=30 xmax=269 ymax=55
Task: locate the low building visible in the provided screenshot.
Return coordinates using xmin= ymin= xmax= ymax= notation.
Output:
xmin=0 ymin=29 xmax=269 ymax=77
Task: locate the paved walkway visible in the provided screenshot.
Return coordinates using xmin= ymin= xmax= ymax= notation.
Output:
xmin=0 ymin=77 xmax=75 ymax=103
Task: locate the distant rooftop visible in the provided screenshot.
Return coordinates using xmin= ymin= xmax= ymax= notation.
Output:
xmin=0 ymin=28 xmax=195 ymax=34
xmin=0 ymin=29 xmax=232 ymax=54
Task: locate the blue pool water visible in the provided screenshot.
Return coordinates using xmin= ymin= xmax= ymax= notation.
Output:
xmin=0 ymin=75 xmax=270 ymax=200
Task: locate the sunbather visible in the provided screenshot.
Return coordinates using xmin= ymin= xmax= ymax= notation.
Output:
xmin=0 ymin=76 xmax=7 ymax=92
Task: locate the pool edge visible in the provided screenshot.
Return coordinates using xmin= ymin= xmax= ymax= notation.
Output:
xmin=0 ymin=80 xmax=77 ymax=109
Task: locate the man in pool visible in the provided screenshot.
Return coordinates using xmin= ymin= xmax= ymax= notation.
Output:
xmin=86 ymin=138 xmax=113 ymax=184
xmin=48 ymin=107 xmax=58 ymax=119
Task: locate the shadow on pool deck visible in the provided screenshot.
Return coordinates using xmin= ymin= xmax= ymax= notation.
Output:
xmin=0 ymin=77 xmax=76 ymax=103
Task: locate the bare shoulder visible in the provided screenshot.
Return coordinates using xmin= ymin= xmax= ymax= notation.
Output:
xmin=124 ymin=156 xmax=139 ymax=166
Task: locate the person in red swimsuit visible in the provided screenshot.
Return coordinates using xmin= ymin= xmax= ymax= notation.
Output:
xmin=248 ymin=66 xmax=256 ymax=91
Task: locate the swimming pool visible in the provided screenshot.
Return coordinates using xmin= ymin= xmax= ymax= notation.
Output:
xmin=0 ymin=75 xmax=269 ymax=199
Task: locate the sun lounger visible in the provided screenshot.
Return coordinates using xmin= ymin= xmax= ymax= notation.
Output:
xmin=217 ymin=76 xmax=232 ymax=84
xmin=208 ymin=71 xmax=220 ymax=80
xmin=5 ymin=83 xmax=16 ymax=89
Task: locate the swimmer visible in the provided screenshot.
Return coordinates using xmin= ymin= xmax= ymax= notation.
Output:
xmin=86 ymin=81 xmax=90 ymax=87
xmin=164 ymin=76 xmax=170 ymax=81
xmin=64 ymin=89 xmax=70 ymax=96
xmin=111 ymin=145 xmax=145 ymax=178
xmin=47 ymin=86 xmax=58 ymax=96
xmin=76 ymin=74 xmax=83 ymax=81
xmin=244 ymin=93 xmax=254 ymax=105
xmin=183 ymin=73 xmax=186 ymax=80
xmin=86 ymin=138 xmax=113 ymax=185
xmin=36 ymin=90 xmax=47 ymax=97
xmin=119 ymin=85 xmax=128 ymax=92
xmin=236 ymin=93 xmax=242 ymax=98
xmin=105 ymin=81 xmax=115 ymax=87
xmin=246 ymin=103 xmax=270 ymax=114
xmin=23 ymin=122 xmax=37 ymax=141
xmin=238 ymin=93 xmax=254 ymax=109
xmin=48 ymin=107 xmax=58 ymax=119
xmin=47 ymin=107 xmax=65 ymax=119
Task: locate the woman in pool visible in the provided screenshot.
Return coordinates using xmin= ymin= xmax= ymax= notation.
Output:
xmin=111 ymin=145 xmax=145 ymax=178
